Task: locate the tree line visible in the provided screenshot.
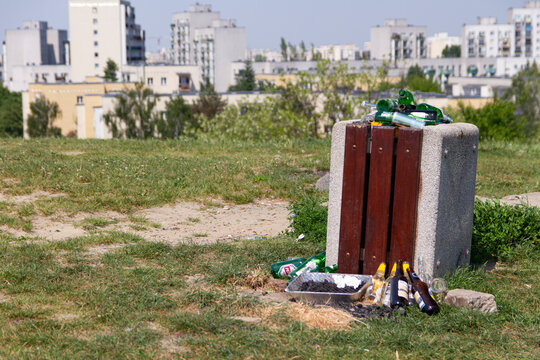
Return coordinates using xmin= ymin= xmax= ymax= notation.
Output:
xmin=15 ymin=60 xmax=540 ymax=141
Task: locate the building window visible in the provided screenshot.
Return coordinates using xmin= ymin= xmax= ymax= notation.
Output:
xmin=161 ymin=77 xmax=167 ymax=85
xmin=93 ymin=19 xmax=98 ymax=25
xmin=94 ymin=52 xmax=99 ymax=58
xmin=95 ymin=64 xmax=99 ymax=69
xmin=147 ymin=77 xmax=153 ymax=85
xmin=77 ymin=96 xmax=83 ymax=105
xmin=92 ymin=7 xmax=97 ymax=14
xmin=94 ymin=41 xmax=98 ymax=46
xmin=94 ymin=30 xmax=98 ymax=35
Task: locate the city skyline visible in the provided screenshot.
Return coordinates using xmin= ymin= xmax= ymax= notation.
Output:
xmin=0 ymin=0 xmax=526 ymax=52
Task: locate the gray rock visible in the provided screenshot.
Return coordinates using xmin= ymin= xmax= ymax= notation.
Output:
xmin=475 ymin=193 xmax=540 ymax=208
xmin=315 ymin=172 xmax=330 ymax=191
xmin=444 ymin=288 xmax=498 ymax=313
xmin=500 ymin=192 xmax=540 ymax=208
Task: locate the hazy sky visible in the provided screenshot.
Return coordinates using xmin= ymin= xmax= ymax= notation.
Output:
xmin=0 ymin=0 xmax=527 ymax=52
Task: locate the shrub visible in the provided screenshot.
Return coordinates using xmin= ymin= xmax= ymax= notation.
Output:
xmin=472 ymin=200 xmax=540 ymax=263
xmin=287 ymin=196 xmax=540 ymax=262
xmin=194 ymin=97 xmax=316 ymax=141
xmin=288 ymin=195 xmax=328 ymax=245
xmin=450 ymin=100 xmax=528 ymax=141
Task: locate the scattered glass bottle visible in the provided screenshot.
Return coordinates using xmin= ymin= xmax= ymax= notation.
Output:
xmin=407 ymin=266 xmax=440 ymax=315
xmin=390 ymin=260 xmax=409 ymax=309
xmin=366 ymin=262 xmax=387 ymax=304
xmin=270 ymin=258 xmax=307 ymax=279
xmin=288 ymin=251 xmax=326 ymax=278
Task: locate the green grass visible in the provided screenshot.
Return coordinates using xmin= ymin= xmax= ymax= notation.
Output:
xmin=476 ymin=140 xmax=540 ymax=199
xmin=0 ymin=138 xmax=538 ymax=358
xmin=0 ymin=234 xmax=537 ymax=359
xmin=0 ymin=138 xmax=330 ymax=215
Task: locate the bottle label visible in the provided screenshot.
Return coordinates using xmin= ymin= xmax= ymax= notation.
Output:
xmin=398 ymin=280 xmax=408 ymax=299
xmin=414 ymin=291 xmax=426 ymax=310
xmin=278 ymin=264 xmax=297 ymax=277
xmin=295 ymin=261 xmax=317 ymax=276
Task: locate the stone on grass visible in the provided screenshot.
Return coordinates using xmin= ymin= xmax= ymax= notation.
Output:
xmin=444 ymin=289 xmax=498 ymax=313
xmin=315 ymin=172 xmax=330 ymax=191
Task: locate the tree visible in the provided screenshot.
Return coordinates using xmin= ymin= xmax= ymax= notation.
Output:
xmin=104 ymin=82 xmax=158 ymax=139
xmin=254 ymin=54 xmax=267 ymax=62
xmin=157 ymin=96 xmax=191 ymax=139
xmin=442 ymin=45 xmax=461 ymax=58
xmin=104 ymin=59 xmax=119 ymax=82
xmin=311 ymin=43 xmax=322 ymax=61
xmin=27 ymin=96 xmax=61 ymax=138
xmin=0 ymin=85 xmax=23 ymax=137
xmin=191 ymin=79 xmax=227 ymax=121
xmin=280 ymin=37 xmax=288 ymax=61
xmin=299 ymin=41 xmax=307 ymax=61
xmin=288 ymin=42 xmax=298 ymax=61
xmin=504 ymin=62 xmax=540 ymax=136
xmin=229 ymin=60 xmax=256 ymax=91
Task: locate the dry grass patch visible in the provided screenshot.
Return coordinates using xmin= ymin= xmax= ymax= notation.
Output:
xmin=260 ymin=303 xmax=354 ymax=331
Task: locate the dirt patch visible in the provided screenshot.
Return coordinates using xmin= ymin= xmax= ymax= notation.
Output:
xmin=85 ymin=244 xmax=129 ymax=256
xmin=0 ymin=293 xmax=12 ymax=303
xmin=55 ymin=313 xmax=79 ymax=321
xmin=61 ymin=151 xmax=84 ymax=156
xmin=0 ymin=190 xmax=67 ymax=204
xmin=12 ymin=199 xmax=290 ymax=245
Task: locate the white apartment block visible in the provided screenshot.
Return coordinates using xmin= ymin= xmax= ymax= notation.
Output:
xmin=508 ymin=1 xmax=540 ymax=58
xmin=462 ymin=17 xmax=514 ymax=59
xmin=69 ymin=0 xmax=145 ymax=82
xmin=370 ymin=19 xmax=427 ymax=61
xmin=316 ymin=44 xmax=360 ymax=61
xmin=2 ymin=21 xmax=68 ymax=91
xmin=171 ymin=4 xmax=246 ymax=92
xmin=121 ymin=64 xmax=201 ymax=93
xmin=426 ymin=33 xmax=461 ymax=59
xmin=247 ymin=49 xmax=283 ymax=63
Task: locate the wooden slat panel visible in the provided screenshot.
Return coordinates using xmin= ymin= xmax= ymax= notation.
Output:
xmin=338 ymin=125 xmax=369 ymax=274
xmin=388 ymin=128 xmax=422 ymax=266
xmin=363 ymin=126 xmax=396 ymax=274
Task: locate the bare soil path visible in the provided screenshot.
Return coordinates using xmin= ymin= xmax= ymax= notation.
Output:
xmin=2 ymin=198 xmax=291 ymax=244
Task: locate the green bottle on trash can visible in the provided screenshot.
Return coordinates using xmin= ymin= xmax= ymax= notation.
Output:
xmin=376 ymin=98 xmax=398 ymax=112
xmin=270 ymin=258 xmax=307 ymax=279
xmin=288 ymin=251 xmax=326 ymax=278
xmin=375 ymin=111 xmax=427 ymax=128
xmin=398 ymin=89 xmax=416 ymax=107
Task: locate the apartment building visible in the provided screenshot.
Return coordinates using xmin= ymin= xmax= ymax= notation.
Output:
xmin=426 ymin=33 xmax=461 ymax=59
xmin=370 ymin=19 xmax=427 ymax=61
xmin=69 ymin=0 xmax=145 ymax=82
xmin=171 ymin=4 xmax=246 ymax=92
xmin=2 ymin=21 xmax=68 ymax=91
xmin=462 ymin=17 xmax=514 ymax=59
xmin=508 ymin=1 xmax=540 ymax=58
xmin=316 ymin=44 xmax=360 ymax=61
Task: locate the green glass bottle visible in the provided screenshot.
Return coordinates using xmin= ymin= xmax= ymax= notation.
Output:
xmin=376 ymin=98 xmax=398 ymax=112
xmin=289 ymin=251 xmax=326 ymax=278
xmin=376 ymin=111 xmax=426 ymax=128
xmin=322 ymin=264 xmax=338 ymax=273
xmin=270 ymin=258 xmax=306 ymax=279
xmin=398 ymin=89 xmax=417 ymax=107
xmin=416 ymin=103 xmax=443 ymax=120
